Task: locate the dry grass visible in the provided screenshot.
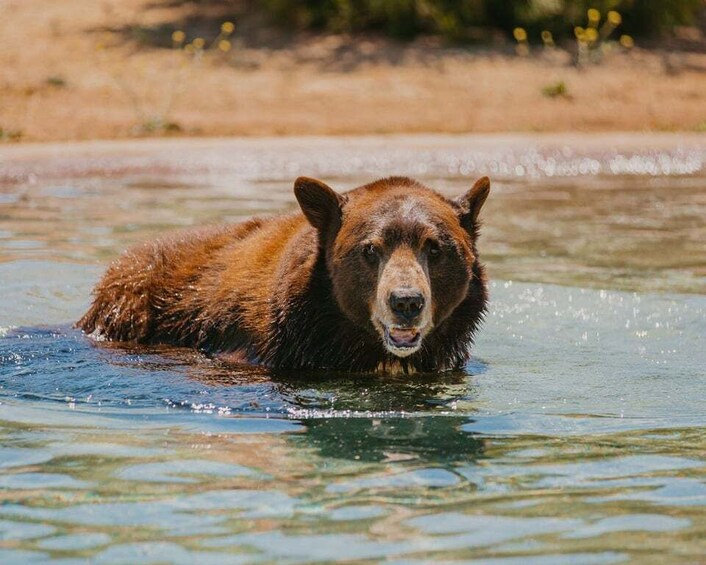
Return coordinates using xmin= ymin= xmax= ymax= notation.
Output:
xmin=1 ymin=0 xmax=705 ymax=142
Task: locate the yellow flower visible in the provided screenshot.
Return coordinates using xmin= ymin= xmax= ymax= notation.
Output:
xmin=619 ymin=34 xmax=634 ymax=49
xmin=608 ymin=11 xmax=622 ymax=26
xmin=541 ymin=30 xmax=554 ymax=44
xmin=192 ymin=37 xmax=205 ymax=49
xmin=184 ymin=44 xmax=195 ymax=54
xmin=221 ymin=21 xmax=235 ymax=34
xmin=585 ymin=28 xmax=598 ymax=42
xmin=218 ymin=39 xmax=231 ymax=52
xmin=513 ymin=27 xmax=527 ymax=42
xmin=587 ymin=8 xmax=600 ymax=23
xmin=574 ymin=26 xmax=585 ymax=40
xmin=171 ymin=30 xmax=185 ymax=44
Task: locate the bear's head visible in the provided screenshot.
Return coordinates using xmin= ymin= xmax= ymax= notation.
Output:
xmin=294 ymin=176 xmax=489 ymax=359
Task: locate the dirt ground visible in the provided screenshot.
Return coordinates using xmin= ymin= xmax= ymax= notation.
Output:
xmin=1 ymin=0 xmax=706 ymax=142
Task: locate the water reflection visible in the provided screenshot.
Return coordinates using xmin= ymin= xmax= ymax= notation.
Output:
xmin=295 ymin=417 xmax=485 ymax=463
xmin=0 ymin=408 xmax=703 ymax=563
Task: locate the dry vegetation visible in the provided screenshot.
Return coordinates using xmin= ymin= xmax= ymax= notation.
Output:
xmin=1 ymin=0 xmax=705 ymax=142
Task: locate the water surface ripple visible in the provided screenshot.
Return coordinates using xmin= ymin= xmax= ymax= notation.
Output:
xmin=0 ymin=135 xmax=704 ymax=563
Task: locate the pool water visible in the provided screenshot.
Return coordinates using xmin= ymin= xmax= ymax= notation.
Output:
xmin=1 ymin=135 xmax=705 ymax=563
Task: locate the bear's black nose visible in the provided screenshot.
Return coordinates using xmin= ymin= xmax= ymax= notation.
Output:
xmin=389 ymin=290 xmax=425 ymax=321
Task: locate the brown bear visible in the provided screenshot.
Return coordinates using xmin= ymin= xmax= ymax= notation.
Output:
xmin=78 ymin=176 xmax=490 ymax=373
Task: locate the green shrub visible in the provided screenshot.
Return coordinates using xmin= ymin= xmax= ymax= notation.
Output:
xmin=260 ymin=0 xmax=486 ymax=41
xmin=541 ymin=81 xmax=569 ymax=98
xmin=257 ymin=0 xmax=704 ymax=42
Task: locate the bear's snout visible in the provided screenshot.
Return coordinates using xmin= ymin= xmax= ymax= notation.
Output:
xmin=389 ymin=289 xmax=425 ymax=322
xmin=371 ymin=246 xmax=433 ymax=358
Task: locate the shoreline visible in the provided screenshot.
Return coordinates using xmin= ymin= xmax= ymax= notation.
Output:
xmin=3 ymin=130 xmax=704 ymax=154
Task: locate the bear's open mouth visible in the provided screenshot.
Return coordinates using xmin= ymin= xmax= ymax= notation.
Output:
xmin=383 ymin=326 xmax=422 ymax=356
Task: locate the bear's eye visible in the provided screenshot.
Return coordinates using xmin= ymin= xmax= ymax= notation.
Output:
xmin=427 ymin=241 xmax=442 ymax=260
xmin=362 ymin=243 xmax=379 ymax=264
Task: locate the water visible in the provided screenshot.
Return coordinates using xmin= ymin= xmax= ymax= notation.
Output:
xmin=1 ymin=135 xmax=705 ymax=563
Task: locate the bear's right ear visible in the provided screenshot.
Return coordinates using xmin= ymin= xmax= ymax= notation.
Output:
xmin=455 ymin=176 xmax=490 ymax=235
xmin=294 ymin=177 xmax=346 ymax=232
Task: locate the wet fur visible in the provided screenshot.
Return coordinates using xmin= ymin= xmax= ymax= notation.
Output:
xmin=79 ymin=177 xmax=489 ymax=372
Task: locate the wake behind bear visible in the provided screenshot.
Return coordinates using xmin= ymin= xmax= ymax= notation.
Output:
xmin=79 ymin=176 xmax=490 ymax=373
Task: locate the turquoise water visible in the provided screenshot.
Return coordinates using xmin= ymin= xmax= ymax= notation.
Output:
xmin=1 ymin=136 xmax=705 ymax=563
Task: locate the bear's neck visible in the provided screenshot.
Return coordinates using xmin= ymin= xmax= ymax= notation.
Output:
xmin=263 ymin=251 xmax=384 ymax=371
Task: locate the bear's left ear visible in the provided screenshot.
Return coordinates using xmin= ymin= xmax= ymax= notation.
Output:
xmin=455 ymin=176 xmax=490 ymax=234
xmin=294 ymin=177 xmax=346 ymax=233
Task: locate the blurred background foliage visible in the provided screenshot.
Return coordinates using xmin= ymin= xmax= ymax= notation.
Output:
xmin=257 ymin=0 xmax=705 ymax=42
